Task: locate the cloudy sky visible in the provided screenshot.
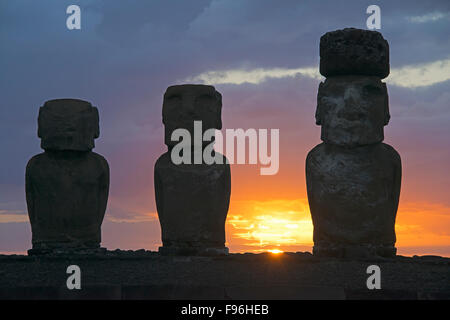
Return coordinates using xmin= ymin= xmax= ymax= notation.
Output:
xmin=1 ymin=0 xmax=449 ymax=255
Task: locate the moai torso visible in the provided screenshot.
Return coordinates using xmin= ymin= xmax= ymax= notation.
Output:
xmin=155 ymin=85 xmax=231 ymax=255
xmin=307 ymin=143 xmax=401 ymax=247
xmin=155 ymin=152 xmax=230 ymax=249
xmin=26 ymin=99 xmax=109 ymax=254
xmin=306 ymin=29 xmax=401 ymax=258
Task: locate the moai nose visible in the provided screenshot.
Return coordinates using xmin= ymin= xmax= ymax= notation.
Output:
xmin=338 ymin=87 xmax=364 ymax=120
xmin=183 ymin=96 xmax=196 ymax=117
xmin=344 ymin=86 xmax=361 ymax=102
xmin=337 ymin=100 xmax=364 ymax=122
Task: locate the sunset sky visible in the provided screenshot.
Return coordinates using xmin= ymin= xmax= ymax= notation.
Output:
xmin=1 ymin=0 xmax=450 ymax=256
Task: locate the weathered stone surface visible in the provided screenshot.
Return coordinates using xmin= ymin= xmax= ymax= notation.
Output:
xmin=26 ymin=99 xmax=109 ymax=253
xmin=38 ymin=99 xmax=99 ymax=151
xmin=306 ymin=142 xmax=401 ymax=257
xmin=162 ymin=84 xmax=222 ymax=147
xmin=154 ymin=151 xmax=230 ymax=255
xmin=316 ymin=75 xmax=389 ymax=147
xmin=307 ymin=30 xmax=401 ymax=258
xmin=320 ymin=28 xmax=390 ymax=78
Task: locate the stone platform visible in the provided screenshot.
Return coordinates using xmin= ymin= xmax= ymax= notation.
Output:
xmin=0 ymin=251 xmax=449 ymax=300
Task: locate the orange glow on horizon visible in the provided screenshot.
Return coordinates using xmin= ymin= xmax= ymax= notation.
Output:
xmin=96 ymin=193 xmax=450 ymax=258
xmin=225 ymin=199 xmax=314 ymax=253
xmin=224 ymin=197 xmax=450 ymax=257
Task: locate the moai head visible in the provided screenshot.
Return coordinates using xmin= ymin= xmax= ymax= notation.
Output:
xmin=316 ymin=76 xmax=390 ymax=147
xmin=38 ymin=99 xmax=100 ymax=151
xmin=162 ymin=84 xmax=222 ymax=147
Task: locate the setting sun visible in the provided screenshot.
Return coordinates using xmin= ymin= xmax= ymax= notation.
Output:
xmin=267 ymin=249 xmax=284 ymax=254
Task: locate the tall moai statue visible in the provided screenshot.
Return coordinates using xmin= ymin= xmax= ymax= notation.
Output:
xmin=154 ymin=84 xmax=231 ymax=255
xmin=26 ymin=99 xmax=109 ymax=254
xmin=306 ymin=28 xmax=402 ymax=258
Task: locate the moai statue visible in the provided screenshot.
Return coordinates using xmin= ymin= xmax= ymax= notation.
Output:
xmin=306 ymin=28 xmax=402 ymax=258
xmin=26 ymin=99 xmax=109 ymax=255
xmin=154 ymin=84 xmax=231 ymax=255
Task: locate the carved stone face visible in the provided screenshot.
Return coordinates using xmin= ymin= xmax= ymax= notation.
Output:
xmin=38 ymin=99 xmax=99 ymax=151
xmin=316 ymin=76 xmax=389 ymax=147
xmin=162 ymin=84 xmax=222 ymax=147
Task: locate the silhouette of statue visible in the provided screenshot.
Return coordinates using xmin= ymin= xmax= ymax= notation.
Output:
xmin=155 ymin=85 xmax=231 ymax=255
xmin=26 ymin=99 xmax=109 ymax=254
xmin=306 ymin=29 xmax=401 ymax=258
